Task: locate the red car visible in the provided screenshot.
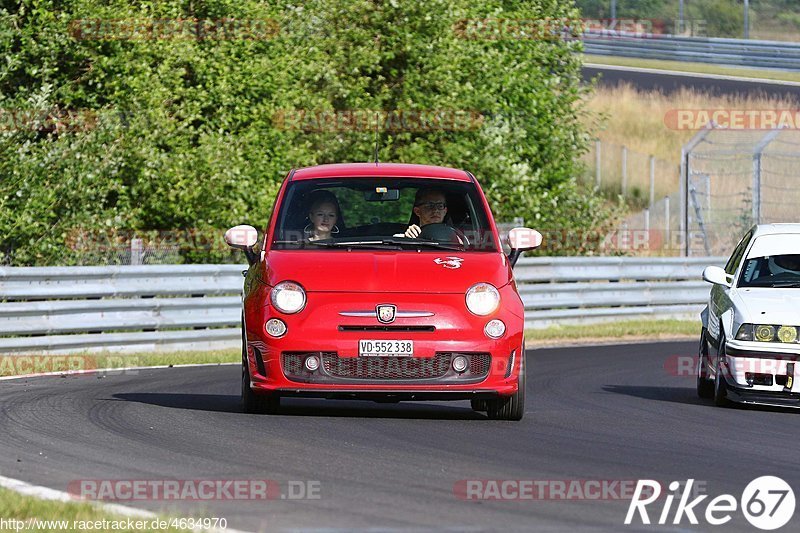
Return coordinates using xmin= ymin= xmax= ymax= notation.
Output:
xmin=225 ymin=163 xmax=541 ymax=420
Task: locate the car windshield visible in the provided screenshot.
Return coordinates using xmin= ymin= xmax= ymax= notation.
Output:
xmin=271 ymin=178 xmax=498 ymax=251
xmin=739 ymin=254 xmax=800 ymax=287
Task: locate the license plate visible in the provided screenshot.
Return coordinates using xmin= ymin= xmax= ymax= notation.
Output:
xmin=358 ymin=339 xmax=414 ymax=357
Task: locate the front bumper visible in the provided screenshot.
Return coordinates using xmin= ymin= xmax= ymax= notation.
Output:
xmin=721 ymin=341 xmax=799 ymax=406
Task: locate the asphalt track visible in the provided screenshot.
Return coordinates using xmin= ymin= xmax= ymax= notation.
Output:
xmin=583 ymin=64 xmax=800 ymax=101
xmin=1 ymin=341 xmax=799 ymax=532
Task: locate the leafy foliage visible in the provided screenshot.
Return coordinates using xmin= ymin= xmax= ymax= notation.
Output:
xmin=1 ymin=0 xmax=612 ymax=265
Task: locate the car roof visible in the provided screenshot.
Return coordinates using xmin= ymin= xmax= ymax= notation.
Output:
xmin=750 ymin=223 xmax=800 ymax=238
xmin=290 ymin=162 xmax=473 ymax=182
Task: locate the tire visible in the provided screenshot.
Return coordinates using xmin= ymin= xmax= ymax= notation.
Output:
xmin=713 ymin=335 xmax=731 ymax=408
xmin=470 ymin=399 xmax=487 ymax=412
xmin=241 ymin=323 xmax=280 ymax=415
xmin=696 ymin=328 xmax=714 ymax=399
xmin=486 ymin=352 xmax=526 ymax=421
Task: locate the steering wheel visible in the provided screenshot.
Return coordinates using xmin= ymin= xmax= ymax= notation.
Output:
xmin=419 ymin=223 xmax=470 ymax=246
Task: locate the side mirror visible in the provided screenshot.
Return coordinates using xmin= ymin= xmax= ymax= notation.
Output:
xmin=224 ymin=225 xmax=259 ymax=265
xmin=507 ymin=227 xmax=542 ymax=267
xmin=702 ymin=266 xmax=732 ymax=287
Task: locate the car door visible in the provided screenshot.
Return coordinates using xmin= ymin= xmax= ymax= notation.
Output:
xmin=709 ymin=230 xmax=752 ymax=344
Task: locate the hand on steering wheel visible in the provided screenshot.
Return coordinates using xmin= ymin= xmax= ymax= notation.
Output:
xmin=404 ymin=224 xmax=421 ymax=238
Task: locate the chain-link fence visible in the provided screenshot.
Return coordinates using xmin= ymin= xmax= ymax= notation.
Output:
xmin=683 ymin=127 xmax=800 ymax=256
xmin=581 ymin=139 xmax=680 ymax=209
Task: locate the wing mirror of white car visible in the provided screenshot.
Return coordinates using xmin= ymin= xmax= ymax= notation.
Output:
xmin=224 ymin=225 xmax=259 ymax=265
xmin=507 ymin=227 xmax=543 ymax=267
xmin=702 ymin=265 xmax=732 ymax=287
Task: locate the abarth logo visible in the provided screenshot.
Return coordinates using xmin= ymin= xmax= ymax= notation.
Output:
xmin=376 ymin=304 xmax=397 ymax=324
xmin=434 ymin=256 xmax=464 ymax=269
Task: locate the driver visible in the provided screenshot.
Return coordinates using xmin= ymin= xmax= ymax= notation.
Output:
xmin=403 ymin=187 xmax=448 ymax=238
xmin=770 ymin=254 xmax=800 ymax=274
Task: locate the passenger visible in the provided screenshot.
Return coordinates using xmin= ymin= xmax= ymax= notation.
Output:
xmin=403 ymin=187 xmax=448 ymax=238
xmin=304 ymin=190 xmax=341 ymax=241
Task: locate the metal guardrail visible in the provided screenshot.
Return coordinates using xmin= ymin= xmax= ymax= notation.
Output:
xmin=0 ymin=258 xmax=724 ymax=354
xmin=583 ymin=33 xmax=800 ymax=71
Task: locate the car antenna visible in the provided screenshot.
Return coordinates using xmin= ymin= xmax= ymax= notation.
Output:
xmin=373 ymin=111 xmax=380 ymax=165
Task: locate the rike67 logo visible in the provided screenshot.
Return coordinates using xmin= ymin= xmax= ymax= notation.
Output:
xmin=625 ymin=477 xmax=795 ymax=530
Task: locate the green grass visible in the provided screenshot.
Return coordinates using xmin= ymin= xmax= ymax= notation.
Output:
xmin=526 ymin=319 xmax=699 ymax=344
xmin=584 ymin=54 xmax=800 ymax=83
xmin=0 ymin=487 xmax=187 ymax=533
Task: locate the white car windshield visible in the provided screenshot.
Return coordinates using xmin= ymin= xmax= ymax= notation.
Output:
xmin=739 ymin=254 xmax=800 ymax=288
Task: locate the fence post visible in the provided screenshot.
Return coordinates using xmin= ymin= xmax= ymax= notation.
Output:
xmin=595 ymin=139 xmax=601 ymax=189
xmin=664 ymin=196 xmax=670 ymax=252
xmin=680 ymin=123 xmax=716 ymax=257
xmin=130 ymin=238 xmax=143 ymax=266
xmin=621 ymin=146 xmax=627 ymax=197
xmin=752 ymin=129 xmax=781 ymax=226
xmin=649 ymin=155 xmax=655 ymax=208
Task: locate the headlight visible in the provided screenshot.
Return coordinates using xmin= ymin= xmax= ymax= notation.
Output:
xmin=778 ymin=326 xmax=799 ymax=343
xmin=755 ymin=325 xmax=775 ymax=342
xmin=736 ymin=323 xmax=799 ymax=343
xmin=270 ymin=281 xmax=306 ymax=314
xmin=465 ymin=283 xmax=500 ymax=316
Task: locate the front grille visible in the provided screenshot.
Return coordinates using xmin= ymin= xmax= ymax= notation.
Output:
xmin=323 ymin=352 xmax=451 ymax=379
xmin=282 ymin=352 xmax=491 ymax=383
xmin=466 ymin=353 xmax=491 ymax=375
xmin=338 ymin=325 xmax=435 ymax=332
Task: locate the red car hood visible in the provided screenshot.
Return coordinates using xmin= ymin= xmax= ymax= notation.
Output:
xmin=262 ymin=250 xmax=511 ymax=293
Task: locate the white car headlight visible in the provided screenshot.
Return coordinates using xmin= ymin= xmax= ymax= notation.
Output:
xmin=270 ymin=281 xmax=306 ymax=314
xmin=465 ymin=283 xmax=500 ymax=316
xmin=736 ymin=323 xmax=800 ymax=343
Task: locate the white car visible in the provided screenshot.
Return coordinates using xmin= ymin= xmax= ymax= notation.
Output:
xmin=698 ymin=224 xmax=800 ymax=408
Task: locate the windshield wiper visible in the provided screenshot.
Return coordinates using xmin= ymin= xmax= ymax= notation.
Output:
xmin=308 ymin=238 xmax=463 ymax=251
xmin=307 ymin=240 xmax=402 ymax=249
xmin=379 ymin=237 xmax=464 ymax=251
xmin=770 ymin=282 xmax=800 ymax=288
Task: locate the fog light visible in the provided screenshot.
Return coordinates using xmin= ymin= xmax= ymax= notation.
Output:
xmin=452 ymin=355 xmax=468 ymax=373
xmin=304 ymin=355 xmax=320 ymax=372
xmin=265 ymin=318 xmax=287 ymax=338
xmin=484 ymin=319 xmax=506 ymax=339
